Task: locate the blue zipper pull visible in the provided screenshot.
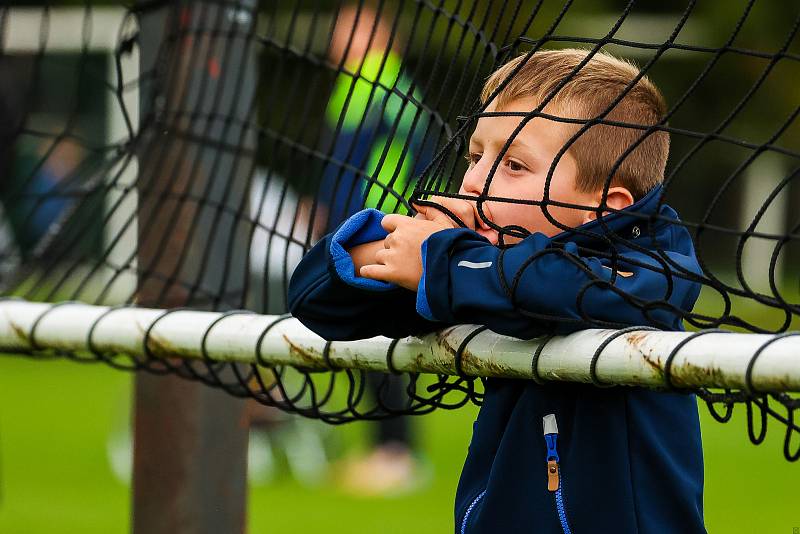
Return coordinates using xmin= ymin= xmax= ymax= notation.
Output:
xmin=543 ymin=414 xmax=560 ymax=492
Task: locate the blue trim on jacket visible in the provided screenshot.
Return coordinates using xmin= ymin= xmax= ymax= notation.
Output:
xmin=329 ymin=208 xmax=396 ymax=292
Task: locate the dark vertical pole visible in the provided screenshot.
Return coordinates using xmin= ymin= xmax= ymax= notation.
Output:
xmin=133 ymin=1 xmax=257 ymax=532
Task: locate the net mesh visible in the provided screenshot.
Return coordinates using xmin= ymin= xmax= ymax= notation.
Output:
xmin=0 ymin=0 xmax=798 ymax=459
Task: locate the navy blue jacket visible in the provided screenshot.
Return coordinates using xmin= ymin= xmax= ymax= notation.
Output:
xmin=288 ymin=186 xmax=706 ymax=533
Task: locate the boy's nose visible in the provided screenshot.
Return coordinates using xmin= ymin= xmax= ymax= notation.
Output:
xmin=461 ymin=164 xmax=489 ymax=197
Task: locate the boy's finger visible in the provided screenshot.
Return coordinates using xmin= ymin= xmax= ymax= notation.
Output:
xmin=411 ymin=201 xmax=451 ymax=226
xmin=411 ymin=202 xmax=429 ymax=219
xmin=417 ymin=196 xmax=475 ymax=229
xmin=411 ymin=204 xmax=437 ymax=223
xmin=381 ymin=214 xmax=407 ymax=232
xmin=360 ymin=264 xmax=392 ymax=281
xmin=374 ymin=248 xmax=388 ymax=264
xmin=431 ymin=196 xmax=476 ymax=229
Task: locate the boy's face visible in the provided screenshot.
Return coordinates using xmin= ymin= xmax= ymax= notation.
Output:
xmin=461 ymin=98 xmax=596 ymax=244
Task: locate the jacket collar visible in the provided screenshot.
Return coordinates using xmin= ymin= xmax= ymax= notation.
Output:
xmin=551 ymin=184 xmax=667 ymax=247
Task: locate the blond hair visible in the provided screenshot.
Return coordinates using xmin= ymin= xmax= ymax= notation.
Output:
xmin=481 ymin=49 xmax=669 ymax=199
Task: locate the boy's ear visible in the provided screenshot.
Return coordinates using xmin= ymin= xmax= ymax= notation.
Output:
xmin=581 ymin=187 xmax=635 ymax=225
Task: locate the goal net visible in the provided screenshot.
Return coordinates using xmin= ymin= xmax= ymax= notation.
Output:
xmin=0 ymin=1 xmax=798 ymax=459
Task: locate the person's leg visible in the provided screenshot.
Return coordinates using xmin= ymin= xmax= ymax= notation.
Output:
xmin=369 ymin=371 xmax=413 ymax=448
xmin=336 ymin=372 xmax=427 ymax=496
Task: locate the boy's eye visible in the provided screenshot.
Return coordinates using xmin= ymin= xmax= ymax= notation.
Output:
xmin=507 ymin=159 xmax=527 ymax=172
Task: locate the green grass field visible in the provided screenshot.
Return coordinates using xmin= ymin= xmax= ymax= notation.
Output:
xmin=0 ymin=353 xmax=796 ymax=533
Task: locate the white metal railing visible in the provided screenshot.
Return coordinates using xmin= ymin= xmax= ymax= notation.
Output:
xmin=1 ymin=299 xmax=797 ymax=393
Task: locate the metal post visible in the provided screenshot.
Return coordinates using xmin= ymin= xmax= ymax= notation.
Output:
xmin=133 ymin=1 xmax=257 ymax=532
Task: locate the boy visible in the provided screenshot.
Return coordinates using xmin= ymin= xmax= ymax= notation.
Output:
xmin=289 ymin=49 xmax=705 ymax=533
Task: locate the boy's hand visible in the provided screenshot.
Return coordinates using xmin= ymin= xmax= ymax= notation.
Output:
xmin=359 ymin=215 xmax=450 ymax=290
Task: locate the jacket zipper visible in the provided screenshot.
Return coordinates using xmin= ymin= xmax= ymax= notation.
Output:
xmin=460 ymin=489 xmax=486 ymax=534
xmin=544 ymin=414 xmax=573 ymax=534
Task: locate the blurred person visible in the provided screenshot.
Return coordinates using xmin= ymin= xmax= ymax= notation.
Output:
xmin=0 ymin=57 xmax=83 ymax=262
xmin=320 ymin=3 xmax=430 ymax=225
xmin=245 ymin=1 xmax=433 ymax=493
xmin=316 ymin=3 xmax=433 ymax=496
xmin=18 ymin=139 xmax=78 ymax=249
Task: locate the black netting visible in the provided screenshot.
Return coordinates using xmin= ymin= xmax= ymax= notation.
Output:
xmin=0 ymin=0 xmax=798 ymax=459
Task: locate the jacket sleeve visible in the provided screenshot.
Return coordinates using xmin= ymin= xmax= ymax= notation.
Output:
xmin=288 ymin=209 xmax=440 ymax=341
xmin=415 ymin=228 xmax=702 ymax=339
